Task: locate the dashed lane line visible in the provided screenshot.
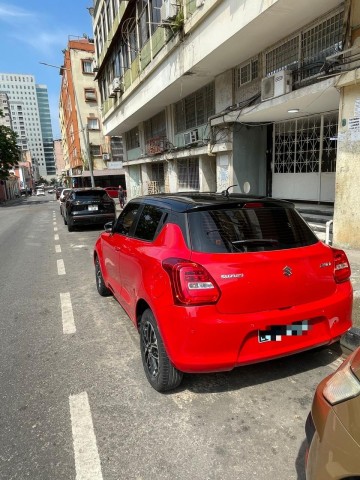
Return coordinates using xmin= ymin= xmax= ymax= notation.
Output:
xmin=69 ymin=392 xmax=103 ymax=480
xmin=60 ymin=292 xmax=76 ymax=334
xmin=54 ymin=227 xmax=58 ymax=232
xmin=54 ymin=234 xmax=59 ymax=241
xmin=55 ymin=244 xmax=62 ymax=253
xmin=57 ymin=259 xmax=66 ymax=275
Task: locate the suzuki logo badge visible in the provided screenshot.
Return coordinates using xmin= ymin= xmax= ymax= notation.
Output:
xmin=283 ymin=266 xmax=292 ymax=277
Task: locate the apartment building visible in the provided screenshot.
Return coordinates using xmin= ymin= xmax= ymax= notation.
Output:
xmin=0 ymin=73 xmax=55 ymax=180
xmin=0 ymin=92 xmax=12 ymax=129
xmin=59 ymin=37 xmax=125 ymax=188
xmin=90 ymin=0 xmax=360 ymax=248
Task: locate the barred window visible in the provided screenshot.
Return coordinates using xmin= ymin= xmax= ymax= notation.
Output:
xmin=175 ymin=83 xmax=215 ymax=133
xmin=144 ymin=110 xmax=166 ymax=141
xmin=177 ymin=158 xmax=199 ymax=191
xmin=265 ymin=37 xmax=299 ymax=75
xmin=265 ymin=8 xmax=344 ymax=80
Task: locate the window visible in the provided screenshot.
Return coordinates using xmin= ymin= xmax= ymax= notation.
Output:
xmin=264 ymin=8 xmax=344 ymax=82
xmin=177 ymin=158 xmax=199 ymax=191
xmin=188 ymin=207 xmax=317 ymax=254
xmin=126 ymin=127 xmax=140 ymax=149
xmin=175 ymin=83 xmax=215 ymax=133
xmin=235 ymin=57 xmax=259 ymax=87
xmin=88 ymin=118 xmax=100 ymax=130
xmin=144 ymin=111 xmax=166 ymax=141
xmin=134 ymin=204 xmax=165 ymax=241
xmin=90 ymin=144 xmax=101 ymax=156
xmin=114 ymin=203 xmax=140 ymax=235
xmin=82 ymin=59 xmax=93 ymax=74
xmin=84 ymin=88 xmax=97 ymax=102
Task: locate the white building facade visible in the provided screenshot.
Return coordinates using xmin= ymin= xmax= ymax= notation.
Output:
xmin=90 ymin=0 xmax=360 ymax=248
xmin=0 ymin=73 xmax=55 ymax=179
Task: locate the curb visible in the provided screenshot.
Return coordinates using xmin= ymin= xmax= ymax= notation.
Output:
xmin=340 ymin=327 xmax=360 ymax=351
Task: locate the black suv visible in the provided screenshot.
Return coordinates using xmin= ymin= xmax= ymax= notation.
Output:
xmin=64 ymin=188 xmax=116 ymax=232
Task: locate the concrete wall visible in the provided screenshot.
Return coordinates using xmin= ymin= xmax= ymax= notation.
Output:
xmin=333 ymin=83 xmax=360 ymax=248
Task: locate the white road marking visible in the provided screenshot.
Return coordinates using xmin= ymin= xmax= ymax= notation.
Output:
xmin=53 ymin=221 xmax=57 ymax=226
xmin=54 ymin=234 xmax=59 ymax=241
xmin=69 ymin=392 xmax=103 ymax=480
xmin=55 ymin=244 xmax=62 ymax=253
xmin=54 ymin=227 xmax=58 ymax=232
xmin=60 ymin=292 xmax=76 ymax=334
xmin=57 ymin=259 xmax=66 ymax=275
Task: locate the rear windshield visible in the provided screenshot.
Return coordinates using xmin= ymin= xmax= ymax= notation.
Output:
xmin=188 ymin=207 xmax=318 ymax=253
xmin=74 ymin=191 xmax=110 ymax=201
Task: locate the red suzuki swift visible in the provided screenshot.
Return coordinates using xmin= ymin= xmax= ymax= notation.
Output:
xmin=94 ymin=194 xmax=353 ymax=392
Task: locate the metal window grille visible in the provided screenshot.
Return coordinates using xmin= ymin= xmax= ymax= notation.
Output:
xmin=175 ymin=83 xmax=215 ymax=133
xmin=178 ymin=158 xmax=200 ymax=191
xmin=301 ymin=12 xmax=343 ymax=79
xmin=265 ymin=7 xmax=344 ymax=81
xmin=265 ymin=37 xmax=299 ymax=75
xmin=274 ymin=112 xmax=338 ymax=174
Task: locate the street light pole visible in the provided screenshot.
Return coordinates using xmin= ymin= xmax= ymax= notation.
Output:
xmin=39 ymin=62 xmax=95 ymax=187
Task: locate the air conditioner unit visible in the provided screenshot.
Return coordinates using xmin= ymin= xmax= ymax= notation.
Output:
xmin=184 ymin=129 xmax=199 ymax=146
xmin=108 ymin=83 xmax=116 ymax=98
xmin=261 ymin=70 xmax=292 ymax=101
xmin=161 ymin=0 xmax=177 ymax=21
xmin=102 ymin=154 xmax=110 ymax=161
xmin=112 ymin=77 xmax=124 ymax=94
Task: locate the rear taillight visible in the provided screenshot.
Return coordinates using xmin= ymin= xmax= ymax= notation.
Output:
xmin=162 ymin=258 xmax=220 ymax=305
xmin=332 ymin=248 xmax=351 ymax=283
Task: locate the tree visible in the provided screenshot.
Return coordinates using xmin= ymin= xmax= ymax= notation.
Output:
xmin=0 ymin=110 xmax=21 ymax=180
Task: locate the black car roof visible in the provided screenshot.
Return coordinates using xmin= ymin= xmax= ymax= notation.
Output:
xmin=129 ymin=193 xmax=295 ymax=212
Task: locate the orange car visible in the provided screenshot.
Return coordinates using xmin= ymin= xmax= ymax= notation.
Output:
xmin=306 ymin=346 xmax=360 ymax=479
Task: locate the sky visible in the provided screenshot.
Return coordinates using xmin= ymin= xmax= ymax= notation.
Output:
xmin=0 ymin=0 xmax=94 ymax=138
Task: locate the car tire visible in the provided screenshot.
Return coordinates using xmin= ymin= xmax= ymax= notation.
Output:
xmin=140 ymin=309 xmax=183 ymax=392
xmin=63 ymin=214 xmax=67 ymax=225
xmin=67 ymin=222 xmax=74 ymax=232
xmin=95 ymin=257 xmax=111 ymax=296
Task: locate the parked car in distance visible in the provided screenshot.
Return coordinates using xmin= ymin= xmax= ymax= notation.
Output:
xmin=64 ymin=188 xmax=116 ymax=232
xmin=36 ymin=188 xmax=45 ymax=196
xmin=93 ymin=193 xmax=353 ymax=392
xmin=59 ymin=188 xmax=72 ymax=216
xmin=104 ymin=186 xmax=119 ymax=198
xmin=305 ymin=346 xmax=360 ymax=479
xmin=55 ymin=186 xmax=64 ymax=200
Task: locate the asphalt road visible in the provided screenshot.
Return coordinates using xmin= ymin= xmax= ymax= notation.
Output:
xmin=0 ymin=196 xmax=349 ymax=480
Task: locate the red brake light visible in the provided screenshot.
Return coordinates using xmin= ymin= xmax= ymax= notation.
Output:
xmin=332 ymin=248 xmax=351 ymax=283
xmin=243 ymin=202 xmax=264 ymax=208
xmin=162 ymin=258 xmax=220 ymax=305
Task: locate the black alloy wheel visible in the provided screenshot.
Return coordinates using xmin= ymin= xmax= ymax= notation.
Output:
xmin=95 ymin=257 xmax=111 ymax=296
xmin=140 ymin=309 xmax=183 ymax=392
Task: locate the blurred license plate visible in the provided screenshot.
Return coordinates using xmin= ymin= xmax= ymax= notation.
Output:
xmin=88 ymin=205 xmax=98 ymax=211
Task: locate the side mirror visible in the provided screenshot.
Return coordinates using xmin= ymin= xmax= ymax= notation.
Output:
xmin=104 ymin=221 xmax=113 ymax=233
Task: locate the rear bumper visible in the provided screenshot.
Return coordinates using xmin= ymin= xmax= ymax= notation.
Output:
xmin=155 ymin=283 xmax=353 ymax=373
xmin=69 ymin=212 xmax=116 ymax=226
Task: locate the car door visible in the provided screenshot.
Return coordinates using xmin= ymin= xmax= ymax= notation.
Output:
xmin=118 ymin=204 xmax=165 ymax=314
xmin=101 ymin=203 xmax=141 ymax=303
